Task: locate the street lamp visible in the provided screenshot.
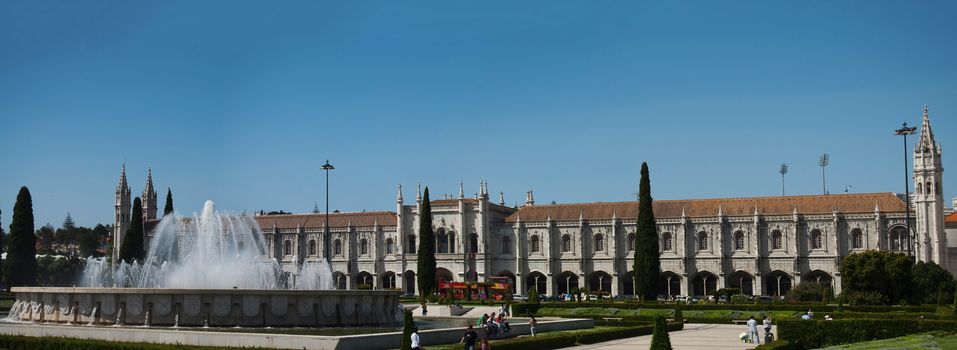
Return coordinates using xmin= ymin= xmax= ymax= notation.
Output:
xmin=779 ymin=164 xmax=788 ymax=196
xmin=321 ymin=160 xmax=335 ymax=261
xmin=894 ymin=123 xmax=917 ymax=258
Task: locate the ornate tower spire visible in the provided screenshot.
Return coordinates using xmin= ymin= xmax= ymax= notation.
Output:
xmin=917 ymin=105 xmax=938 ymax=153
xmin=142 ymin=167 xmax=158 ymax=222
xmin=525 ymin=190 xmax=535 ymax=206
xmin=113 ymin=163 xmax=132 ymax=264
xmin=396 ymin=184 xmax=404 ymax=203
xmin=499 ymin=191 xmax=505 ymax=206
xmin=416 ymin=182 xmax=422 ymax=203
xmin=459 ymin=181 xmax=465 ymax=199
xmin=913 ymin=105 xmax=947 ymax=265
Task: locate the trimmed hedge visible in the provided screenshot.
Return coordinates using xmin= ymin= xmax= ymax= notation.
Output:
xmin=753 ymin=340 xmax=795 ymax=350
xmin=0 ymin=334 xmax=258 ymax=350
xmin=776 ymin=319 xmax=957 ymax=349
xmin=477 ymin=322 xmax=684 ymax=350
xmin=511 ymin=302 xmax=934 ymax=315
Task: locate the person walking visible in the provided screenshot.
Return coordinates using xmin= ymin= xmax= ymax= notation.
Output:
xmin=460 ymin=325 xmax=478 ymax=350
xmin=479 ymin=337 xmax=491 ymax=350
xmin=411 ymin=327 xmax=422 ymax=350
xmin=763 ymin=316 xmax=772 ymax=343
xmin=528 ymin=316 xmax=537 ymax=337
xmin=746 ymin=315 xmax=760 ymax=344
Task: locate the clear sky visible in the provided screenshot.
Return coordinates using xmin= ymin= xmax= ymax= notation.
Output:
xmin=1 ymin=1 xmax=955 ymax=228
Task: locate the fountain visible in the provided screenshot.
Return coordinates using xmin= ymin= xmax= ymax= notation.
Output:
xmin=8 ymin=201 xmax=400 ymax=327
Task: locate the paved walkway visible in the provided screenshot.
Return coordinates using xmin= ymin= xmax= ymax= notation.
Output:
xmin=565 ymin=323 xmax=775 ymax=350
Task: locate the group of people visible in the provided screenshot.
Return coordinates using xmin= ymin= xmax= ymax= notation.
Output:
xmin=745 ymin=315 xmax=773 ymax=344
xmin=477 ymin=311 xmax=512 ymax=336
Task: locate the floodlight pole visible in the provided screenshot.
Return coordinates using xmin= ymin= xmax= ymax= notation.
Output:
xmin=895 ymin=123 xmax=916 ymax=258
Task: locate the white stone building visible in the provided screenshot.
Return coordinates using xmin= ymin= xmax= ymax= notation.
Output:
xmin=115 ymin=107 xmax=949 ymax=297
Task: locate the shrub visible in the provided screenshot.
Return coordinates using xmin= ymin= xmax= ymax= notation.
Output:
xmin=0 ymin=334 xmax=262 ymax=350
xmin=785 ymin=282 xmax=827 ymax=302
xmin=777 ymin=318 xmax=957 ymax=349
xmin=650 ymin=315 xmax=673 ymax=350
xmin=400 ymin=309 xmax=415 ymax=350
xmin=753 ymin=340 xmax=795 ymax=350
xmin=842 ymin=290 xmax=889 ymax=306
xmin=528 ymin=286 xmax=539 ymax=304
xmin=673 ymin=302 xmax=684 ymax=322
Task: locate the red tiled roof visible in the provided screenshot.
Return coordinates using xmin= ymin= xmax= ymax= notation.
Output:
xmin=505 ymin=192 xmax=907 ymax=222
xmin=254 ymin=211 xmax=397 ymax=229
xmin=430 ymin=198 xmax=480 ymax=206
xmin=945 ymin=211 xmax=957 ymax=223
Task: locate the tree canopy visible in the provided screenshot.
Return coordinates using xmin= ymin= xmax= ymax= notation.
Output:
xmin=163 ymin=188 xmax=174 ymax=216
xmin=633 ymin=162 xmax=660 ymax=301
xmin=4 ymin=186 xmax=37 ymax=287
xmin=118 ymin=197 xmax=145 ymax=263
xmin=840 ymin=250 xmax=913 ymax=305
xmin=416 ymin=187 xmax=437 ymax=298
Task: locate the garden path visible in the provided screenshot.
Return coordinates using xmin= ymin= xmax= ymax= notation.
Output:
xmin=563 ymin=323 xmax=776 ymax=350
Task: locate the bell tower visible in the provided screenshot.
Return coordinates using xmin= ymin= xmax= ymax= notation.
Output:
xmin=113 ymin=163 xmax=132 ymax=263
xmin=142 ymin=168 xmax=158 ymax=223
xmin=913 ymin=105 xmax=946 ymax=266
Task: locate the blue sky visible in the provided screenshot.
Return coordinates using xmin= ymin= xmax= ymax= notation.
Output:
xmin=1 ymin=1 xmax=955 ymax=228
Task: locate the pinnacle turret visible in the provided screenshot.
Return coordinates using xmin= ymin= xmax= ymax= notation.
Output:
xmin=917 ymin=105 xmax=938 ymax=154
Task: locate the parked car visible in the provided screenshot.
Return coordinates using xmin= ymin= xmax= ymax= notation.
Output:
xmin=587 ymin=294 xmax=598 ymax=301
xmin=512 ymin=294 xmax=527 ymax=301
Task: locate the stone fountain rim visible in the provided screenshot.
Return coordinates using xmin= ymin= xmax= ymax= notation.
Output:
xmin=11 ymin=287 xmax=401 ymax=296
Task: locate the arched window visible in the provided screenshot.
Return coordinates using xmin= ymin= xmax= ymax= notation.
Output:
xmin=927 ymin=181 xmax=932 ymax=195
xmin=308 ymin=239 xmax=317 ymax=256
xmin=771 ymin=230 xmax=783 ymax=250
xmin=448 ymin=231 xmax=456 ymax=253
xmin=734 ymin=231 xmax=745 ymax=250
xmin=469 ymin=233 xmax=479 ymax=253
xmin=436 ymin=229 xmax=448 ymax=254
xmin=502 ymin=236 xmax=511 ymax=254
xmin=810 ymin=230 xmax=823 ymax=250
xmin=386 ymin=238 xmax=394 ymax=254
xmin=917 ymin=183 xmax=923 ymax=194
xmin=333 ymin=239 xmax=342 ymax=256
xmin=627 ymin=232 xmax=636 ymax=251
xmin=407 ymin=235 xmax=416 ymax=253
xmin=530 ymin=235 xmax=540 ymax=253
xmin=698 ymin=232 xmax=708 ymax=251
xmin=562 ymin=234 xmax=572 ymax=253
xmin=283 ymin=240 xmax=292 ymax=256
xmin=890 ymin=226 xmax=908 ymax=251
xmin=851 ymin=229 xmax=863 ymax=249
xmin=360 ymin=238 xmax=369 ymax=255
xmin=594 ymin=234 xmax=604 ymax=252
xmin=662 ymin=232 xmax=673 ymax=252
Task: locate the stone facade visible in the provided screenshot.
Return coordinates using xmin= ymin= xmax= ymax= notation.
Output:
xmin=115 ymin=108 xmax=949 ymax=298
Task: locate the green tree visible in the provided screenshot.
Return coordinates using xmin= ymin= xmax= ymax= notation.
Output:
xmin=118 ymin=197 xmax=145 ymax=263
xmin=633 ymin=162 xmax=660 ymax=301
xmin=75 ymin=227 xmax=99 ymax=257
xmin=163 ymin=188 xmax=174 ymax=216
xmin=673 ymin=302 xmax=684 ymax=322
xmin=840 ymin=250 xmax=913 ymax=305
xmin=785 ymin=282 xmax=827 ymax=302
xmin=4 ymin=187 xmax=38 ymax=287
xmin=399 ymin=309 xmax=415 ymax=350
xmin=528 ymin=286 xmax=539 ymax=304
xmin=912 ymin=261 xmax=956 ymax=304
xmin=650 ymin=315 xmax=673 ymax=350
xmin=416 ymin=187 xmax=437 ymax=298
xmin=35 ymin=224 xmax=55 ymax=254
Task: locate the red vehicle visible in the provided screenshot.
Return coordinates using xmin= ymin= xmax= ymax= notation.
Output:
xmin=439 ymin=277 xmax=513 ymax=301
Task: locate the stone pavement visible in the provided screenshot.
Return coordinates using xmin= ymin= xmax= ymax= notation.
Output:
xmin=564 ymin=323 xmax=776 ymax=350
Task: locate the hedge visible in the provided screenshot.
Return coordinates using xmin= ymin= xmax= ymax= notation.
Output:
xmin=524 ymin=306 xmax=938 ymax=325
xmin=511 ymin=302 xmax=934 ymax=315
xmin=0 ymin=334 xmax=258 ymax=350
xmin=776 ymin=319 xmax=957 ymax=349
xmin=753 ymin=340 xmax=795 ymax=350
xmin=444 ymin=322 xmax=684 ymax=350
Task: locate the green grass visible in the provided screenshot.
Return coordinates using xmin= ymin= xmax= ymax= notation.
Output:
xmin=820 ymin=331 xmax=957 ymax=349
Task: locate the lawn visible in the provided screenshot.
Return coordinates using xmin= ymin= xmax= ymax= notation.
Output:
xmin=821 ymin=331 xmax=957 ymax=349
xmin=419 ymin=326 xmax=625 ymax=350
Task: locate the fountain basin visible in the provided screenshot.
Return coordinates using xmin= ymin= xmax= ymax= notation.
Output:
xmin=10 ymin=287 xmax=401 ymax=327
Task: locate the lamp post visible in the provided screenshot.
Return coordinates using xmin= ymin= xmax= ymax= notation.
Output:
xmin=321 ymin=160 xmax=335 ymax=261
xmin=894 ymin=123 xmax=916 ymax=258
xmin=779 ymin=164 xmax=788 ymax=196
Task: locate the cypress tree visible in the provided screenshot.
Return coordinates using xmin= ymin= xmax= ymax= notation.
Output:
xmin=633 ymin=162 xmax=660 ymax=301
xmin=399 ymin=309 xmax=415 ymax=350
xmin=528 ymin=286 xmax=539 ymax=304
xmin=673 ymin=301 xmax=683 ymax=322
xmin=4 ymin=187 xmax=37 ymax=287
xmin=163 ymin=188 xmax=174 ymax=216
xmin=119 ymin=197 xmax=145 ymax=263
xmin=650 ymin=315 xmax=673 ymax=350
xmin=416 ymin=187 xmax=437 ymax=298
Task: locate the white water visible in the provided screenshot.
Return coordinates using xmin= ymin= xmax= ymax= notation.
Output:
xmin=80 ymin=200 xmax=333 ymax=290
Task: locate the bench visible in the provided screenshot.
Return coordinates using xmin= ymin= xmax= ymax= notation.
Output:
xmin=731 ymin=319 xmax=749 ymax=325
xmin=601 ymin=317 xmax=623 ymax=325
